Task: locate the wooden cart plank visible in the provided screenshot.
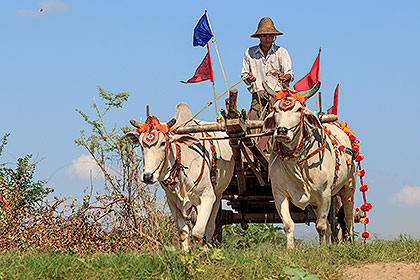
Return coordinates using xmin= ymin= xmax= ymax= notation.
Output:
xmin=242 ymin=137 xmax=269 ymax=171
xmin=240 ymin=142 xmax=265 ymax=186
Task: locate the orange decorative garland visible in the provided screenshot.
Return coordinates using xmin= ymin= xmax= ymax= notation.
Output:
xmin=274 ymin=88 xmax=306 ymax=105
xmin=337 ymin=121 xmax=372 ymax=242
xmin=136 ymin=116 xmax=168 ymax=134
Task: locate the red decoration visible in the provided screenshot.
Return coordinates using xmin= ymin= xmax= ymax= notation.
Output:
xmin=142 ymin=131 xmax=159 ymax=147
xmin=362 ymin=231 xmax=370 ymax=238
xmin=294 ymin=48 xmax=321 ymax=92
xmin=338 ymin=145 xmax=345 ymax=152
xmin=181 ymin=48 xmax=213 ymax=84
xmin=359 ymin=184 xmax=369 ymax=192
xmin=360 ymin=217 xmax=370 ymax=224
xmin=327 ymin=83 xmax=339 ymax=115
xmin=360 ymin=203 xmax=373 ymax=212
xmin=278 ymin=97 xmax=296 ymax=111
xmin=352 ymin=142 xmax=360 ymax=152
xmin=336 ymin=120 xmax=372 ymax=243
xmin=355 ymin=154 xmax=364 ymax=162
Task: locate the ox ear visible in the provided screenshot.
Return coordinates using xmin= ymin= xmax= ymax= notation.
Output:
xmin=263 ymin=111 xmax=276 ymax=132
xmin=169 ymin=135 xmax=200 ymax=146
xmin=125 ymin=131 xmax=140 ymax=145
xmin=303 ymin=108 xmax=322 ymax=129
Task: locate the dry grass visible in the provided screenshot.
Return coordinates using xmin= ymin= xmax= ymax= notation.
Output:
xmin=0 ymin=189 xmax=177 ymax=254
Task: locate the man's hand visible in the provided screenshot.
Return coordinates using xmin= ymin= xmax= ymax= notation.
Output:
xmin=246 ymin=72 xmax=257 ymax=84
xmin=277 ymin=73 xmax=291 ymax=83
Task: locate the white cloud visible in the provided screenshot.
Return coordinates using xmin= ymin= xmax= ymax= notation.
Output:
xmin=66 ymin=154 xmax=103 ymax=181
xmin=16 ymin=0 xmax=68 ymax=18
xmin=391 ymin=186 xmax=420 ymax=206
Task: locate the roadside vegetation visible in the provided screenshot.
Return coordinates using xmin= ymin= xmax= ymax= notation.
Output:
xmin=0 ymin=230 xmax=418 ymax=280
xmin=1 ymin=89 xmax=419 ymax=279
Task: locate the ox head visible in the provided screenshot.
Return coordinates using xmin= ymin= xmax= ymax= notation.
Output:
xmin=125 ymin=116 xmax=197 ymax=184
xmin=263 ymin=83 xmax=322 ymax=143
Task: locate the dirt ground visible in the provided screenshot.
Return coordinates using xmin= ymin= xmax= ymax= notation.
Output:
xmin=344 ymin=262 xmax=420 ymax=280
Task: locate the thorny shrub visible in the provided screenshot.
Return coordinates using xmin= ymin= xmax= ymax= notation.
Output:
xmin=0 ymin=89 xmax=177 ymax=254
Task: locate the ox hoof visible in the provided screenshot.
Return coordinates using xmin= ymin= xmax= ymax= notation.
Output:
xmin=179 ymin=231 xmax=189 ymax=242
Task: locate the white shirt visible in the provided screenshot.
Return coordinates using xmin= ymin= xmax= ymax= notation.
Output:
xmin=241 ymin=44 xmax=294 ymax=93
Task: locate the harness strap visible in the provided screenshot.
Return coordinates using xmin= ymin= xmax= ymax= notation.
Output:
xmin=184 ymin=132 xmax=210 ymax=198
xmin=162 ymin=132 xmax=218 ymax=198
xmin=297 ymin=139 xmax=327 ymax=165
xmin=162 ymin=144 xmax=183 ymax=190
xmin=204 ymin=132 xmax=218 ymax=186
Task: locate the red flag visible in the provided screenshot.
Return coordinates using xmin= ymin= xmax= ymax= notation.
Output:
xmin=327 ymin=84 xmax=339 ymax=115
xmin=181 ymin=49 xmax=214 ymax=84
xmin=294 ymin=48 xmax=321 ymax=92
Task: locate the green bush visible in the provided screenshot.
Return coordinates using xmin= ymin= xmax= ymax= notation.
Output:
xmin=222 ymin=223 xmax=287 ymax=248
xmin=0 ymin=133 xmax=52 ymax=214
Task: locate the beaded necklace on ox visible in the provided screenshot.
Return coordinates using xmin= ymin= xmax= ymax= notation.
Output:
xmin=272 ymin=89 xmax=372 ymax=242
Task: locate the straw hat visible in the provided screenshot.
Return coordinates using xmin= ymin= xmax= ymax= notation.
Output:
xmin=250 ymin=17 xmax=283 ymax=38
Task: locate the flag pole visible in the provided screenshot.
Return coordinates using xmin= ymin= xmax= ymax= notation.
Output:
xmin=205 ymin=10 xmax=229 ymax=91
xmin=177 ymin=75 xmax=248 ymax=128
xmin=207 ymin=42 xmax=218 ymax=118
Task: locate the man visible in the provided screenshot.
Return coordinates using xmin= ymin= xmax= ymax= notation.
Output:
xmin=241 ymin=17 xmax=294 ymax=121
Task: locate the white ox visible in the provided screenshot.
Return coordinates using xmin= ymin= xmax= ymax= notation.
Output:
xmin=126 ymin=103 xmax=234 ymax=251
xmin=263 ymin=85 xmax=355 ymax=248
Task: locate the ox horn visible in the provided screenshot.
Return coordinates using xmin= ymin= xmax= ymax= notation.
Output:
xmin=263 ymin=81 xmax=321 ymax=100
xmin=167 ymin=118 xmax=176 ymax=128
xmin=301 ymin=81 xmax=321 ymax=99
xmin=130 ymin=119 xmax=141 ymax=128
xmin=262 ymin=81 xmax=277 ymax=97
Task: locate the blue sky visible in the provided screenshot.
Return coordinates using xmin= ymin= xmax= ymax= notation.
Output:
xmin=1 ymin=0 xmax=419 ymax=239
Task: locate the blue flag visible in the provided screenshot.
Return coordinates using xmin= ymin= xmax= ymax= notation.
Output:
xmin=193 ymin=13 xmax=213 ymax=47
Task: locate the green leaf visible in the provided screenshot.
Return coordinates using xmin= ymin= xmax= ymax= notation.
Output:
xmin=283 ymin=265 xmax=322 ymax=280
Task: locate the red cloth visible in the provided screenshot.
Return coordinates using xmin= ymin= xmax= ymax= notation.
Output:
xmin=294 ymin=48 xmax=321 ymax=91
xmin=327 ymin=84 xmax=339 ymax=115
xmin=181 ymin=49 xmax=213 ymax=84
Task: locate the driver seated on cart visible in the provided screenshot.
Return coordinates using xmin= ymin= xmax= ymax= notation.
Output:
xmin=241 ymin=17 xmax=294 ymax=122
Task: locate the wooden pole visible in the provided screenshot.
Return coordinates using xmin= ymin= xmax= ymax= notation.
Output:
xmin=205 ymin=11 xmax=229 ymax=91
xmin=318 ymin=91 xmax=322 ymax=113
xmin=207 ymin=42 xmax=218 ymax=118
xmin=146 ymin=105 xmax=150 ymax=118
xmin=176 ymin=75 xmax=248 ymax=128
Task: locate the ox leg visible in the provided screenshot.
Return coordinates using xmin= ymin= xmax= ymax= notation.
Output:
xmin=205 ymin=195 xmax=222 ymax=243
xmin=192 ymin=194 xmax=215 ymax=244
xmin=167 ymin=196 xmax=190 ymax=251
xmin=314 ymin=196 xmax=331 ymax=246
xmin=338 ymin=184 xmax=355 ymax=241
xmin=273 ymin=192 xmax=295 ymax=249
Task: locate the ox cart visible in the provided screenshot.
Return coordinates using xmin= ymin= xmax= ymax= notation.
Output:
xmin=173 ymin=87 xmax=347 ymax=242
